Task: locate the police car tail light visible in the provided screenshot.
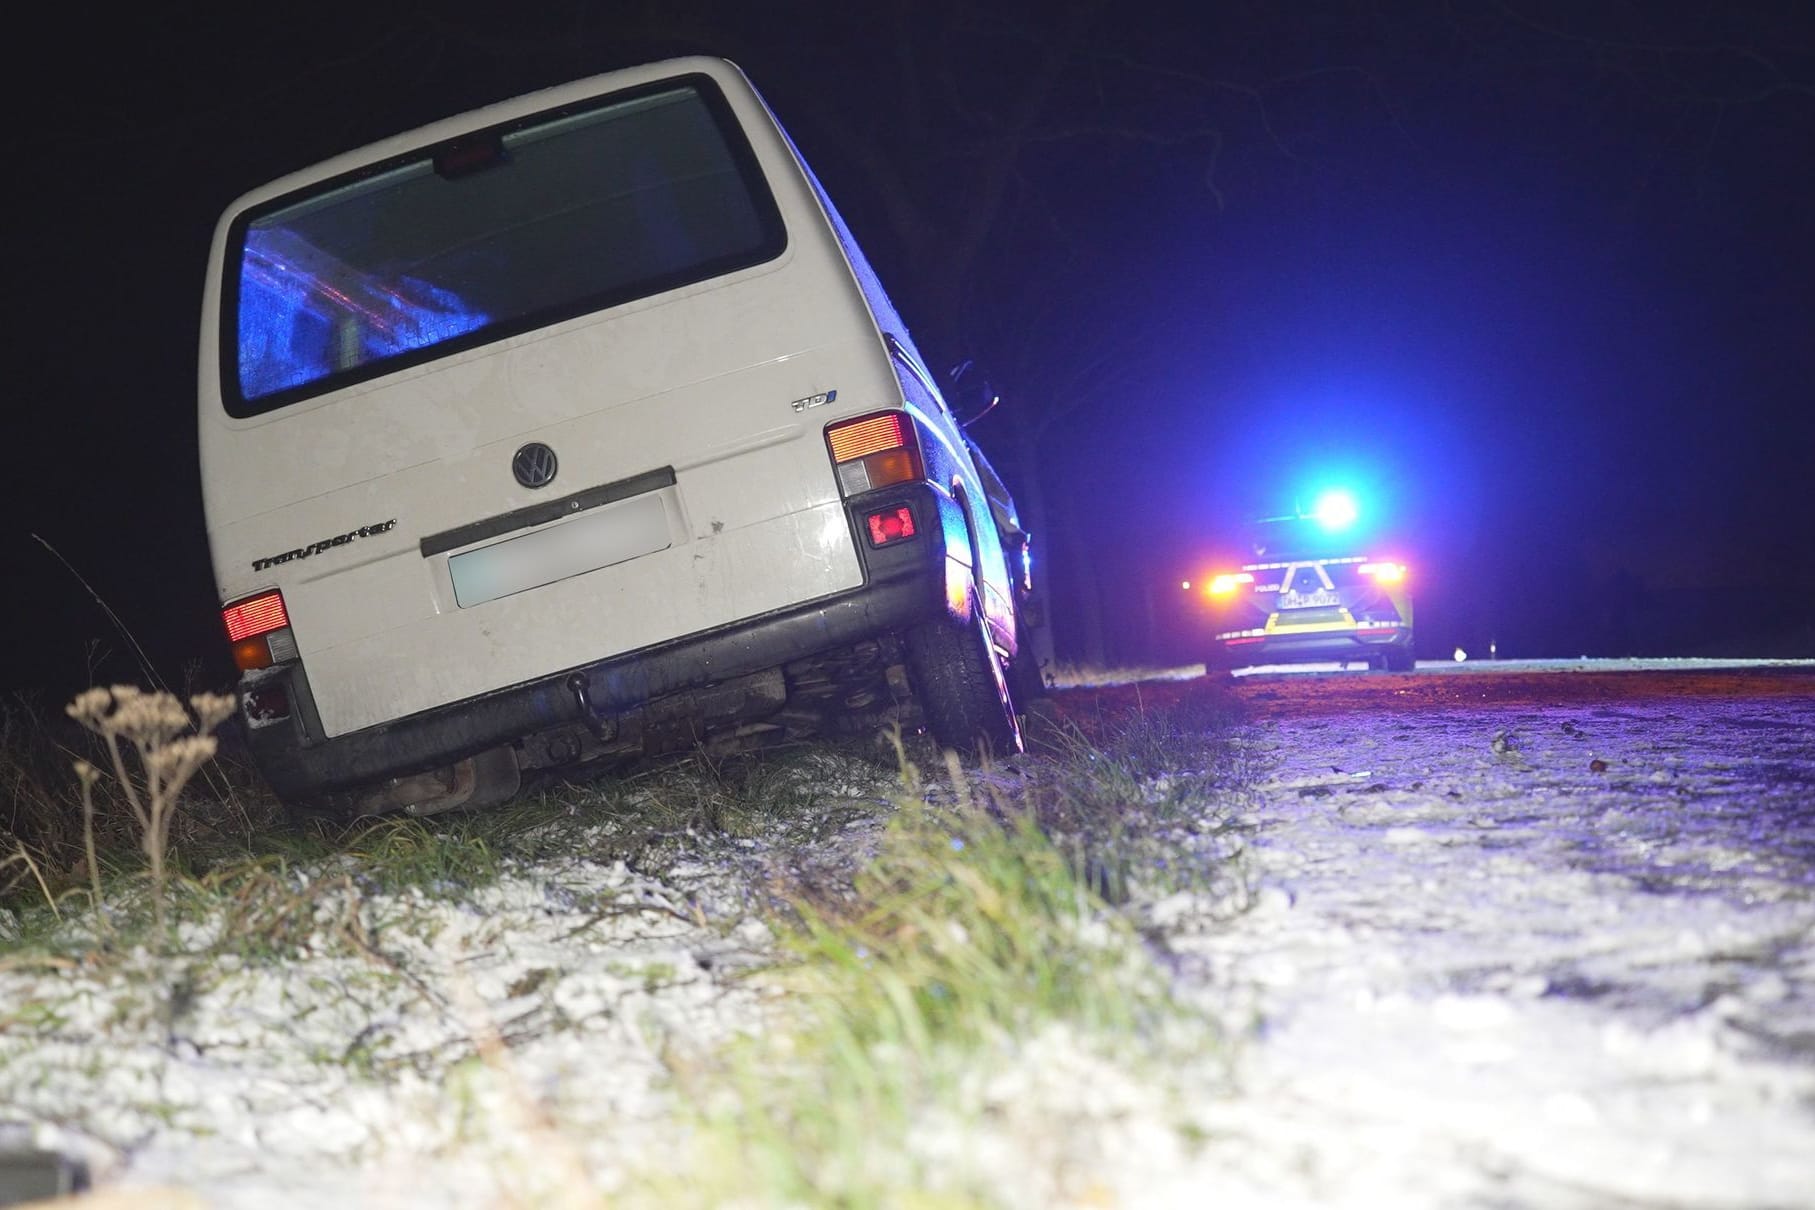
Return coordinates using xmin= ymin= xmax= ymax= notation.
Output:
xmin=827 ymin=412 xmax=923 ymax=495
xmin=1208 ymin=572 xmax=1254 ymax=596
xmin=222 ymin=590 xmax=299 ymax=672
xmin=1358 ymin=561 xmax=1407 ymax=584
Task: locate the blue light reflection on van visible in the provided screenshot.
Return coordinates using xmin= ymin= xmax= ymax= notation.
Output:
xmin=238 ymin=227 xmax=487 ymax=400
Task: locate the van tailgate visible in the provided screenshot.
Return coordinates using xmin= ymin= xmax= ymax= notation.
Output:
xmin=210 ymin=344 xmax=875 ymax=738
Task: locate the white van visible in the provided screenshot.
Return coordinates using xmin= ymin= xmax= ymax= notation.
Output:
xmin=198 ymin=56 xmax=1042 ymax=820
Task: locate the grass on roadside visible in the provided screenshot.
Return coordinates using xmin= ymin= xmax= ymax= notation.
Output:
xmin=2 ymin=675 xmax=1252 ymax=1209
xmin=631 ymin=695 xmax=1248 ymax=1209
xmin=0 ymin=688 xmax=906 ymax=967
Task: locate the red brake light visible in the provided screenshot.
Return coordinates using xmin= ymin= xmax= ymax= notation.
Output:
xmin=223 ymin=592 xmax=288 ymax=642
xmin=865 ymin=505 xmax=917 ymax=546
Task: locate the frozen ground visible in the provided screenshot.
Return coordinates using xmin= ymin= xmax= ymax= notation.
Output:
xmin=2 ymin=659 xmax=1811 ymax=1208
xmin=1138 ymin=659 xmax=1815 ymax=1209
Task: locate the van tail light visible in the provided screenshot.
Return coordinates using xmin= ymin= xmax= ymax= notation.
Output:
xmin=827 ymin=411 xmax=923 ymax=495
xmin=1359 ymin=561 xmax=1407 ymax=583
xmin=1208 ymin=572 xmax=1254 ymax=596
xmin=222 ymin=590 xmax=299 ymax=672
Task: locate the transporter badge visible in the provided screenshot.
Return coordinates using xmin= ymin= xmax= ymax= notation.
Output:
xmin=250 ymin=519 xmax=397 ymax=571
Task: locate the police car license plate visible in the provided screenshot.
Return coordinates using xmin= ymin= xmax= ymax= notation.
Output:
xmin=1278 ymin=589 xmax=1340 ymax=609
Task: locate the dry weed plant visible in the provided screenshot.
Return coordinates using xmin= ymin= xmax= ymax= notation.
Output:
xmin=0 ymin=843 xmax=60 ymax=922
xmin=64 ymin=686 xmax=236 ymax=933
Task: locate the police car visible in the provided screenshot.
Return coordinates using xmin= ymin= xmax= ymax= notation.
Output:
xmin=1195 ymin=490 xmax=1415 ymax=674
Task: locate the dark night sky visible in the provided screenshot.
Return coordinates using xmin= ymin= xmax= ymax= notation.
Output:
xmin=7 ymin=1 xmax=1814 ymax=702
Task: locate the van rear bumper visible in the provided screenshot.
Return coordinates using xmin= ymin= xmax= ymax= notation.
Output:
xmin=242 ymin=485 xmax=964 ymax=804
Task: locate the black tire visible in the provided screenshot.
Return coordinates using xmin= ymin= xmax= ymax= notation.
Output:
xmin=1203 ymin=646 xmax=1236 ymax=677
xmin=1381 ymin=646 xmax=1416 ymax=672
xmin=905 ymin=591 xmax=1024 ymax=760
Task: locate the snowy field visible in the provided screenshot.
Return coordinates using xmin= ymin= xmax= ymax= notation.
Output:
xmin=2 ymin=658 xmax=1811 ymax=1207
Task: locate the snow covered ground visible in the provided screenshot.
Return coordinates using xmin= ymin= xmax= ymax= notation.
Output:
xmin=2 ymin=659 xmax=1811 ymax=1207
xmin=1143 ymin=659 xmax=1815 ymax=1208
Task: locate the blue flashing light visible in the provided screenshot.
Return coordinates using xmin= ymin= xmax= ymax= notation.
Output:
xmin=1309 ymin=489 xmax=1359 ymax=531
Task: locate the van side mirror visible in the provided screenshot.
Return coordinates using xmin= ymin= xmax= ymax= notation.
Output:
xmin=945 ymin=359 xmax=1001 ymax=427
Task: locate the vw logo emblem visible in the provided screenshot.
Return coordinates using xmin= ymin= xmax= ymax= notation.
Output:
xmin=512 ymin=442 xmax=558 ymax=489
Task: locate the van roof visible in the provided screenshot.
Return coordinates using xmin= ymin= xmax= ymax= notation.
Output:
xmin=222 ymin=56 xmax=752 ymax=216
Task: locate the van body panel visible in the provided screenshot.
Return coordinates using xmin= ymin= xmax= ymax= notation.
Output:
xmin=299 ymin=498 xmax=858 ymax=736
xmin=205 ymin=327 xmax=891 ymax=734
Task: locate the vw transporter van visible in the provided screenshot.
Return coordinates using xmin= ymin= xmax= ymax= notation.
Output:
xmin=199 ymin=56 xmax=1036 ymax=819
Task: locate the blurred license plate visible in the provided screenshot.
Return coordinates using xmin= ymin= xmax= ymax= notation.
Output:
xmin=1278 ymin=589 xmax=1340 ymax=609
xmin=449 ymin=492 xmax=670 ymax=608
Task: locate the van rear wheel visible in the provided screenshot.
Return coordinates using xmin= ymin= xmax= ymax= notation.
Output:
xmin=905 ymin=592 xmax=1023 ymax=761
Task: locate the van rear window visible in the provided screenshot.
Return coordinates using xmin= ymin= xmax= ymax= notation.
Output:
xmin=225 ymin=78 xmax=785 ymax=416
